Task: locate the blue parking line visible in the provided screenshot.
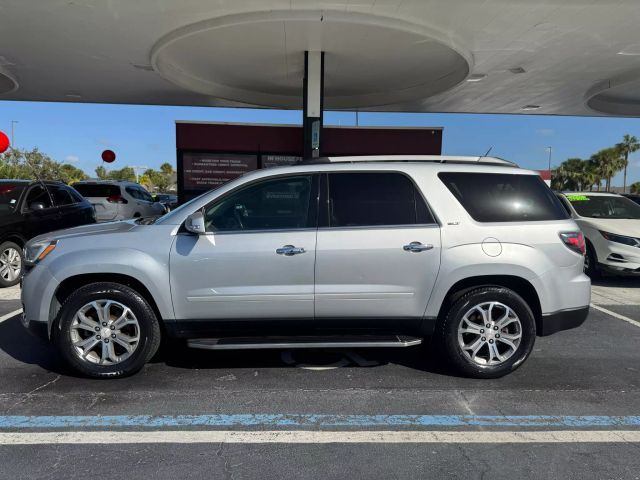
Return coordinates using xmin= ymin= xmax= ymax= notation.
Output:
xmin=0 ymin=414 xmax=639 ymax=429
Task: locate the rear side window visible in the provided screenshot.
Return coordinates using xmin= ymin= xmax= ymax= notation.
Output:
xmin=73 ymin=184 xmax=120 ymax=198
xmin=49 ymin=186 xmax=75 ymax=206
xmin=439 ymin=172 xmax=569 ymax=222
xmin=327 ymin=172 xmax=434 ymax=227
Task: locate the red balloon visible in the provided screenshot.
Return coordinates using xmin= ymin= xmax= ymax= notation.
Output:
xmin=0 ymin=131 xmax=9 ymax=153
xmin=101 ymin=149 xmax=116 ymax=163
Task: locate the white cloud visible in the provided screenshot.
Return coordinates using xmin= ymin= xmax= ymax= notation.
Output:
xmin=65 ymin=155 xmax=80 ymax=164
xmin=536 ymin=128 xmax=555 ymax=136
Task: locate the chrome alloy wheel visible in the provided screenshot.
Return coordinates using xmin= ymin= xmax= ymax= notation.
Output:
xmin=457 ymin=302 xmax=522 ymax=366
xmin=0 ymin=247 xmax=21 ymax=282
xmin=70 ymin=300 xmax=140 ymax=365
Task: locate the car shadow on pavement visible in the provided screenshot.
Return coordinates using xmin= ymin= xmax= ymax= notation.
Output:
xmin=159 ymin=341 xmax=459 ymax=377
xmin=591 ymin=276 xmax=640 ymax=288
xmin=0 ymin=315 xmax=72 ymax=375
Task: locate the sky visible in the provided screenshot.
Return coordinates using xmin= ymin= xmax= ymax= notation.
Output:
xmin=2 ymin=100 xmax=640 ymax=185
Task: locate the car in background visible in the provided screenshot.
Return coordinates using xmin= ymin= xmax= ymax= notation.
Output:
xmin=556 ymin=192 xmax=640 ymax=277
xmin=154 ymin=193 xmax=178 ymax=211
xmin=620 ymin=193 xmax=640 ymax=206
xmin=73 ymin=180 xmax=166 ymax=222
xmin=0 ymin=180 xmax=95 ymax=287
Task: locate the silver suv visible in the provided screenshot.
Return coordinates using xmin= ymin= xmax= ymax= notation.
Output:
xmin=21 ymin=156 xmax=591 ymax=379
xmin=73 ymin=180 xmax=166 ymax=222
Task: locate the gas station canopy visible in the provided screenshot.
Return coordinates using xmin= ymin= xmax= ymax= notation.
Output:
xmin=2 ymin=0 xmax=640 ymax=116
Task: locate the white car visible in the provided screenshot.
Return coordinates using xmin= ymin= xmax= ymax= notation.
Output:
xmin=73 ymin=180 xmax=166 ymax=222
xmin=557 ymin=192 xmax=640 ymax=277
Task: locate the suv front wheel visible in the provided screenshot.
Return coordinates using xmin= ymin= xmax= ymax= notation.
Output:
xmin=437 ymin=287 xmax=536 ymax=379
xmin=54 ymin=282 xmax=161 ymax=378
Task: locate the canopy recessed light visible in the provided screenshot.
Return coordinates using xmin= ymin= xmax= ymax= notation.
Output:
xmin=467 ymin=74 xmax=486 ymax=82
xmin=521 ymin=105 xmax=540 ymax=111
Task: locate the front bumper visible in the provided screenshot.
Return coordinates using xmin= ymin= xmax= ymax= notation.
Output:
xmin=538 ymin=306 xmax=590 ymax=336
xmin=20 ymin=313 xmax=49 ymax=340
xmin=21 ymin=264 xmax=59 ymax=340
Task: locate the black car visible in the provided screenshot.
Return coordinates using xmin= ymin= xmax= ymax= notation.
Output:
xmin=620 ymin=193 xmax=640 ymax=206
xmin=0 ymin=180 xmax=96 ymax=287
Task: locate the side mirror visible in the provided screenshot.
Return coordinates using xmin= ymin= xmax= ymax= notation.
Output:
xmin=185 ymin=211 xmax=208 ymax=234
xmin=30 ymin=202 xmax=46 ymax=210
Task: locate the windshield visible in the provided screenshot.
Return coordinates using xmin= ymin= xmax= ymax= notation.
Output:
xmin=566 ymin=194 xmax=640 ymax=219
xmin=0 ymin=184 xmax=26 ymax=213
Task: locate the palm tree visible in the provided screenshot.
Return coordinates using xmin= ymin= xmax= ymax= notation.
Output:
xmin=590 ymin=148 xmax=624 ymax=192
xmin=616 ymin=134 xmax=640 ymax=193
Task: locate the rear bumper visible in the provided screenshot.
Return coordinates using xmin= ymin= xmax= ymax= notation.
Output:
xmin=538 ymin=306 xmax=589 ymax=336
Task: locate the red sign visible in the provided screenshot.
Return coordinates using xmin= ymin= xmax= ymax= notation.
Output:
xmin=0 ymin=131 xmax=9 ymax=153
xmin=182 ymin=153 xmax=258 ymax=190
xmin=101 ymin=149 xmax=116 ymax=163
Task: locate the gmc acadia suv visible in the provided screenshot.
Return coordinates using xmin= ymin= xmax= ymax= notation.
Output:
xmin=21 ymin=156 xmax=591 ymax=379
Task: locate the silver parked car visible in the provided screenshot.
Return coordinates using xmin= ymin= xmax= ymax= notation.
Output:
xmin=73 ymin=180 xmax=166 ymax=222
xmin=21 ymin=156 xmax=591 ymax=379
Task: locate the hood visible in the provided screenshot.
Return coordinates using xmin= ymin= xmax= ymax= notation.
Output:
xmin=31 ymin=220 xmax=138 ymax=243
xmin=578 ymin=218 xmax=640 ymax=238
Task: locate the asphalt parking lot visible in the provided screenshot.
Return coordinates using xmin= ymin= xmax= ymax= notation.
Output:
xmin=0 ymin=280 xmax=639 ymax=479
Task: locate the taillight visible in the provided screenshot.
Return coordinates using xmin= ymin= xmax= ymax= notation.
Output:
xmin=559 ymin=231 xmax=585 ymax=255
xmin=106 ymin=195 xmax=128 ymax=204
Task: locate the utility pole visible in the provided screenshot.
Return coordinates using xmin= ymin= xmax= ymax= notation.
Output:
xmin=10 ymin=120 xmax=18 ymax=147
xmin=131 ymin=165 xmax=149 ymax=183
xmin=547 ymin=146 xmax=552 ymax=171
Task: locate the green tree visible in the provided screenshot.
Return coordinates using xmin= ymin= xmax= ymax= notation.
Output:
xmin=0 ymin=147 xmax=88 ymax=182
xmin=95 ymin=165 xmax=108 ymax=179
xmin=590 ymin=147 xmax=624 ymax=192
xmin=59 ymin=164 xmax=88 ymax=184
xmin=615 ymin=134 xmax=640 ymax=193
xmin=107 ymin=166 xmax=136 ymax=182
xmin=631 ymin=182 xmax=640 ymax=194
xmin=159 ymin=162 xmax=174 ymax=175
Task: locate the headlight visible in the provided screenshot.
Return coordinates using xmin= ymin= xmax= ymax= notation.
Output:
xmin=24 ymin=240 xmax=58 ymax=265
xmin=599 ymin=231 xmax=640 ymax=248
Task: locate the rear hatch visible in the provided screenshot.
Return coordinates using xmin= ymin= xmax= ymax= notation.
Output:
xmin=73 ymin=183 xmax=122 ymax=220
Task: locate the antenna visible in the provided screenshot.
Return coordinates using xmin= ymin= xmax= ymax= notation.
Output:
xmin=483 ymin=146 xmax=493 ymax=157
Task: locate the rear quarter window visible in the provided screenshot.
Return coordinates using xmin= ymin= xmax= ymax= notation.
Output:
xmin=438 ymin=172 xmax=569 ymax=222
xmin=73 ymin=184 xmax=121 ymax=198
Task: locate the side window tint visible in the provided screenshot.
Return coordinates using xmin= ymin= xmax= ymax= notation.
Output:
xmin=126 ymin=187 xmax=143 ymax=200
xmin=25 ymin=186 xmax=54 ymax=209
xmin=327 ymin=173 xmax=434 ymax=227
xmin=557 ymin=196 xmax=572 ymax=215
xmin=69 ymin=188 xmax=84 ymax=203
xmin=204 ymin=175 xmax=315 ymax=232
xmin=138 ymin=188 xmax=154 ymax=202
xmin=50 ymin=186 xmax=75 ymax=206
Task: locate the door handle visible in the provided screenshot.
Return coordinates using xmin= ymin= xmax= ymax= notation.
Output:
xmin=403 ymin=241 xmax=433 ymax=253
xmin=276 ymin=245 xmax=306 ymax=256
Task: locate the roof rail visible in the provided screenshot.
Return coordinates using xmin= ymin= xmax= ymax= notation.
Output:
xmin=307 ymin=155 xmax=518 ymax=167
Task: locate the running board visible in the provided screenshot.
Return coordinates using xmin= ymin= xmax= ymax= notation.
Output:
xmin=187 ymin=335 xmax=423 ymax=350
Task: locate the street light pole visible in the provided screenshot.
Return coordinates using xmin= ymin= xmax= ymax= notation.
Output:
xmin=10 ymin=120 xmax=18 ymax=147
xmin=547 ymin=146 xmax=552 ymax=171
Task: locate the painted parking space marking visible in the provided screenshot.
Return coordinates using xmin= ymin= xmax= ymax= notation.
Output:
xmin=591 ymin=303 xmax=640 ymax=328
xmin=1 ymin=430 xmax=640 ymax=445
xmin=0 ymin=308 xmax=21 ymax=324
xmin=1 ymin=414 xmax=639 ymax=429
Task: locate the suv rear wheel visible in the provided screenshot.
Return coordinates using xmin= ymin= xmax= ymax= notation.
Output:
xmin=437 ymin=287 xmax=536 ymax=379
xmin=54 ymin=282 xmax=161 ymax=378
xmin=0 ymin=241 xmax=23 ymax=288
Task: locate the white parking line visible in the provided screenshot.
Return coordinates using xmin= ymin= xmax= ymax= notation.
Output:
xmin=0 ymin=308 xmax=22 ymax=324
xmin=1 ymin=430 xmax=639 ymax=445
xmin=591 ymin=303 xmax=640 ymax=329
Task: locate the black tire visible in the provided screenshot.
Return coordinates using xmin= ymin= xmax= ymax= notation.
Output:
xmin=53 ymin=282 xmax=161 ymax=378
xmin=0 ymin=241 xmax=24 ymax=288
xmin=584 ymin=242 xmax=600 ymax=279
xmin=437 ymin=287 xmax=536 ymax=379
